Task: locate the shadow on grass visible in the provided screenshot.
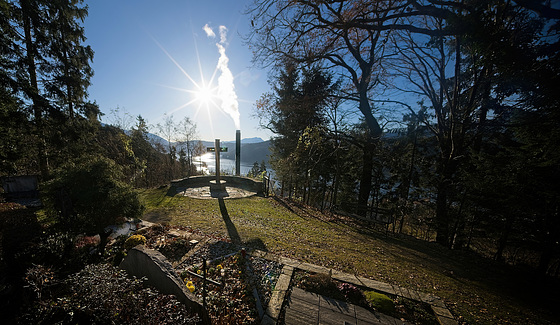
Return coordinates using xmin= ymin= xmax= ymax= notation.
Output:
xmin=272 ymin=196 xmax=334 ymax=223
xmin=355 ymin=225 xmax=560 ymax=321
xmin=272 ymin=196 xmax=296 ymax=214
xmin=142 ymin=210 xmax=172 ymax=224
xmin=218 ymin=198 xmax=242 ymax=245
xmin=165 ymin=186 xmax=177 ymax=197
xmin=243 ymin=237 xmax=268 ymax=252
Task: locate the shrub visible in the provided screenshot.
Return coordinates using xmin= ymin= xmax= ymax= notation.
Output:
xmin=364 ymin=290 xmax=395 ymax=314
xmin=298 ymin=272 xmax=346 ymax=301
xmin=124 ymin=234 xmax=146 ymax=250
xmin=24 ymin=264 xmax=56 ymax=300
xmin=42 ymin=156 xmax=144 ymax=251
xmin=338 ymin=282 xmax=364 ymax=304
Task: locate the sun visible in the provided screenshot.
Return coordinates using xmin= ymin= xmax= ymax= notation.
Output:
xmin=194 ymin=85 xmax=215 ymax=104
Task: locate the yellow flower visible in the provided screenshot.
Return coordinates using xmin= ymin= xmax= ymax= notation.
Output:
xmin=187 ymin=284 xmax=195 ymax=293
xmin=217 ymin=264 xmax=223 ymax=270
xmin=186 ymin=281 xmax=193 ymax=287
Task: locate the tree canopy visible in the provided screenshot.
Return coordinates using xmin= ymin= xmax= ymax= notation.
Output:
xmin=248 ymin=0 xmax=560 ymax=272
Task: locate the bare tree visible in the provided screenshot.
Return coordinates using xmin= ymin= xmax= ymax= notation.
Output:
xmin=246 ymin=0 xmax=401 ymax=212
xmin=107 ymin=106 xmax=134 ymax=130
xmin=156 ymin=114 xmax=178 ymax=181
xmin=177 ymin=116 xmax=198 ymax=177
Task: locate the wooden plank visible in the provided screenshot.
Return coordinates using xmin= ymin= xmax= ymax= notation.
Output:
xmin=319 ymin=295 xmax=354 ymax=317
xmin=319 ymin=307 xmax=357 ymax=325
xmin=285 ymin=307 xmax=318 ymax=325
xmin=284 ymin=288 xmax=319 ymax=324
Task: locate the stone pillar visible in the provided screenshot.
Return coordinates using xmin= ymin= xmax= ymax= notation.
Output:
xmin=215 ymin=139 xmax=220 ymax=182
xmin=235 ymin=130 xmax=241 ymax=176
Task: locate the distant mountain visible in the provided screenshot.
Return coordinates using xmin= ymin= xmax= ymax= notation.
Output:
xmin=219 ymin=140 xmax=271 ymax=165
xmin=243 ymin=137 xmax=264 ymax=144
xmin=120 ymin=126 xmax=168 ymax=147
xmin=219 ymin=137 xmax=264 ymax=144
xmin=121 ymin=129 xmax=269 ymax=161
xmin=238 ymin=140 xmax=270 ymax=164
xmin=146 ymin=133 xmax=169 ymax=147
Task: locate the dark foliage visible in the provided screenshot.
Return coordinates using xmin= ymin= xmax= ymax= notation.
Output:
xmin=20 ymin=263 xmax=200 ymax=324
xmin=42 ymin=156 xmax=144 ymax=235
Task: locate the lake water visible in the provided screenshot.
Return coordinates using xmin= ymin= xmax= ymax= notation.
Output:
xmin=194 ymin=153 xmax=255 ymax=176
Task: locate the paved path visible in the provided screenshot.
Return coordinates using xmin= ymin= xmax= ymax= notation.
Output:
xmin=285 ymin=287 xmax=407 ymax=325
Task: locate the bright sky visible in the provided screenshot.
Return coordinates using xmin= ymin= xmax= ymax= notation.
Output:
xmin=83 ymin=0 xmax=271 ymax=142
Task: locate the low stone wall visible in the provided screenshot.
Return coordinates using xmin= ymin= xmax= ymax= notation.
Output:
xmin=120 ymin=246 xmax=210 ymax=324
xmin=171 ymin=175 xmax=263 ymax=195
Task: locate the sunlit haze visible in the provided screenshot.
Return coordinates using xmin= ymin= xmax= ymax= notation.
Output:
xmin=84 ymin=0 xmax=270 ymax=142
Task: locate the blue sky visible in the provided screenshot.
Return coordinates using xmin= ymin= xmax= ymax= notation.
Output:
xmin=83 ymin=0 xmax=271 ymax=141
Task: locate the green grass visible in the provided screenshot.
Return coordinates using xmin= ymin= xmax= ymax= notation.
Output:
xmin=137 ymin=187 xmax=560 ymax=324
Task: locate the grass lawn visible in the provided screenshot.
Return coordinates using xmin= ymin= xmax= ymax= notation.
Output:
xmin=138 ymin=187 xmax=559 ymax=324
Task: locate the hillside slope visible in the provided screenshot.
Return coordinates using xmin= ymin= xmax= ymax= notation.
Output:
xmin=138 ymin=188 xmax=560 ymax=325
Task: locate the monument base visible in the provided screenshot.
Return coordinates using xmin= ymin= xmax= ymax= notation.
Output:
xmin=209 ymin=180 xmax=227 ymax=192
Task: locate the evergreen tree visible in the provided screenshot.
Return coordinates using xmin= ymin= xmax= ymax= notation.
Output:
xmin=1 ymin=0 xmax=94 ymax=178
xmin=258 ymin=62 xmax=335 ymax=200
xmin=43 ymin=0 xmax=94 ymax=118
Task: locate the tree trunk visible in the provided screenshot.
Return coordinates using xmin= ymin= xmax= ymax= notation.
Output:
xmin=22 ymin=2 xmax=49 ymax=179
xmin=356 ymin=87 xmax=382 ymax=216
xmin=435 ymin=178 xmax=451 ymax=247
xmin=358 ymin=138 xmax=375 ymax=216
xmin=494 ymin=218 xmax=512 ymax=262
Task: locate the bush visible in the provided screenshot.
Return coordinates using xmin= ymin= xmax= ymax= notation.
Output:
xmin=33 ymin=231 xmax=98 ymax=275
xmin=42 ymin=156 xmax=144 ymax=246
xmin=364 ymin=290 xmax=395 ymax=314
xmin=297 ymin=272 xmax=346 ymax=301
xmin=338 ymin=282 xmax=364 ymax=304
xmin=124 ymin=234 xmax=146 ymax=250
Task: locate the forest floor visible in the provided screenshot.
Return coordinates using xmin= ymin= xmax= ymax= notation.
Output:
xmin=138 ymin=187 xmax=560 ymax=324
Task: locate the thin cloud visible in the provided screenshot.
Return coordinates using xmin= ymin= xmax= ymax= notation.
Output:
xmin=219 ymin=25 xmax=228 ymax=44
xmin=203 ymin=24 xmax=215 ymax=38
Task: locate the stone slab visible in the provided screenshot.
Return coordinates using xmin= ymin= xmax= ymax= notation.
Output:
xmin=283 ymin=265 xmax=294 ymax=274
xmin=275 ymin=273 xmax=292 ymax=291
xmin=331 ymin=270 xmax=362 ymax=286
xmin=436 ymin=315 xmax=459 ymax=325
xmin=432 ymin=305 xmax=454 ymax=319
xmin=358 ymin=278 xmax=398 ymax=296
xmin=417 ymin=292 xmax=439 ymax=304
xmin=430 ymin=298 xmax=447 ymax=308
xmin=266 ymin=289 xmax=286 ymax=319
xmin=406 ymin=288 xmax=422 ymax=302
xmin=168 ymin=229 xmax=191 ymax=238
xmin=394 ymin=286 xmax=415 ymax=300
xmin=279 ymin=256 xmax=301 ymax=268
xmin=298 ymin=261 xmax=331 ymax=274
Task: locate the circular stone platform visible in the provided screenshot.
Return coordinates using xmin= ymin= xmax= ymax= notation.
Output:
xmin=178 ymin=185 xmax=257 ymax=199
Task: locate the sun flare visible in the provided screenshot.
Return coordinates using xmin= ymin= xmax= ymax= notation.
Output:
xmin=194 ymin=85 xmax=214 ymax=104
